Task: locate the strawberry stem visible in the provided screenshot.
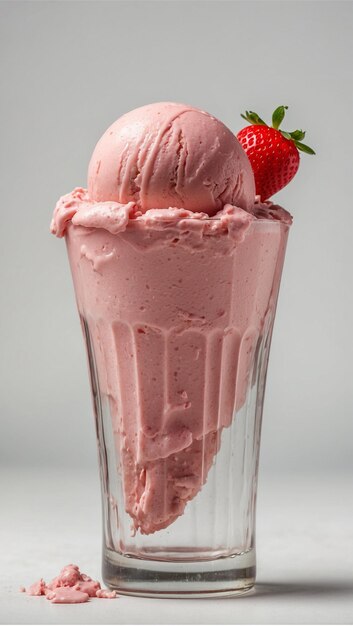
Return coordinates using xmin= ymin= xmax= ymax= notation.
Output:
xmin=240 ymin=111 xmax=267 ymax=126
xmin=240 ymin=106 xmax=315 ymax=155
xmin=290 ymin=129 xmax=306 ymax=141
xmin=294 ymin=141 xmax=316 ymax=155
xmin=272 ymin=105 xmax=288 ymax=130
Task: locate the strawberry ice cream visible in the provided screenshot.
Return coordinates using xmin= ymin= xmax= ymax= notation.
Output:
xmin=23 ymin=564 xmax=117 ymax=603
xmin=87 ymin=102 xmax=255 ymax=215
xmin=51 ymin=102 xmax=291 ymax=537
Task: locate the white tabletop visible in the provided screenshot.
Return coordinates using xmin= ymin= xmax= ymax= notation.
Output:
xmin=1 ymin=467 xmax=352 ymax=625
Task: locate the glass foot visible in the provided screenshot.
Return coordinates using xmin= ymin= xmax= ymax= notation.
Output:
xmin=103 ymin=547 xmax=256 ymax=598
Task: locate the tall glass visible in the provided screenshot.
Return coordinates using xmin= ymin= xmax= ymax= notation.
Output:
xmin=66 ymin=216 xmax=290 ymax=598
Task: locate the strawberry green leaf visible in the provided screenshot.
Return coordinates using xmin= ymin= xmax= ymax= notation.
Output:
xmin=240 ymin=111 xmax=267 ymax=126
xmin=280 ymin=130 xmax=292 ymax=140
xmin=290 ymin=129 xmax=306 ymax=141
xmin=272 ymin=105 xmax=288 ymax=130
xmin=295 ymin=141 xmax=316 ymax=155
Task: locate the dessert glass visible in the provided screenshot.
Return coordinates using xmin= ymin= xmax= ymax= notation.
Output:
xmin=66 ymin=215 xmax=290 ymax=598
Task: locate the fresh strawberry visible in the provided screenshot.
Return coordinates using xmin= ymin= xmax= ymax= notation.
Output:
xmin=237 ymin=106 xmax=315 ymax=201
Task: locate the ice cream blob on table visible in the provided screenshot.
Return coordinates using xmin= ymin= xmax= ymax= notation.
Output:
xmin=51 ymin=102 xmax=298 ymax=535
xmin=22 ymin=564 xmax=117 ymax=603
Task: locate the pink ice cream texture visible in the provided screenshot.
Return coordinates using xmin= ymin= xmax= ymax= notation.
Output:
xmin=24 ymin=564 xmax=117 ymax=603
xmin=51 ymin=102 xmax=291 ymax=536
xmin=87 ymin=102 xmax=255 ymax=215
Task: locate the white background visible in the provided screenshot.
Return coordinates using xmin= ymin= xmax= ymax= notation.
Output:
xmin=1 ymin=1 xmax=353 ymax=624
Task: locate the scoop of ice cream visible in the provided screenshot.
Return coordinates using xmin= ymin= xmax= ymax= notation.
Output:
xmin=88 ymin=102 xmax=255 ymax=216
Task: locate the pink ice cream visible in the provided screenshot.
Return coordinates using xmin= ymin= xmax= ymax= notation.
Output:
xmin=51 ymin=103 xmax=291 ymax=536
xmin=23 ymin=564 xmax=117 ymax=603
xmin=87 ymin=102 xmax=255 ymax=215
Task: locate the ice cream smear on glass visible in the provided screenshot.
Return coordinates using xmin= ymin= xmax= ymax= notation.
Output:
xmin=51 ymin=103 xmax=312 ymax=535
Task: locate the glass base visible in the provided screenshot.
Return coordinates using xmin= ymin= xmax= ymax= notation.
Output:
xmin=103 ymin=547 xmax=256 ymax=598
